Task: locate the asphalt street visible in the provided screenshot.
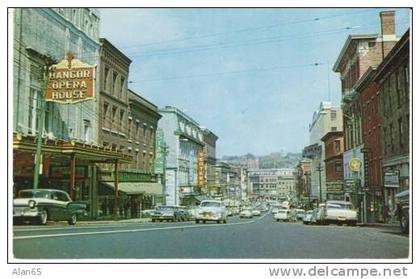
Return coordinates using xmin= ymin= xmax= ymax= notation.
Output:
xmin=12 ymin=213 xmax=409 ymax=259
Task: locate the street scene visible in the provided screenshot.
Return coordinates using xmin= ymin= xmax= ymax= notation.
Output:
xmin=11 ymin=8 xmax=411 ymax=260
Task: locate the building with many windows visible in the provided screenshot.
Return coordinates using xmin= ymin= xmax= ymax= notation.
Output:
xmin=248 ymin=169 xmax=295 ymax=201
xmin=303 ymin=102 xmax=343 ymax=204
xmin=158 ymin=106 xmax=206 ymax=206
xmin=12 ymin=9 xmax=132 ymax=220
xmin=374 ymin=30 xmax=410 ymax=221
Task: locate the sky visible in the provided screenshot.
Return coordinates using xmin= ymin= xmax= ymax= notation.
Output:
xmin=99 ymin=8 xmax=411 ymax=157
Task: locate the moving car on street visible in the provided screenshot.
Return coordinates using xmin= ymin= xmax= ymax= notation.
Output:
xmin=151 ymin=206 xmax=183 ymax=222
xmin=252 ymin=208 xmax=261 ymax=216
xmin=13 ymin=189 xmax=87 ymax=225
xmin=302 ymin=210 xmax=313 ymax=225
xmin=239 ymin=207 xmax=253 ymax=218
xmin=195 ymin=200 xmax=228 ymax=224
xmin=296 ymin=209 xmax=306 ymax=221
xmin=274 ymin=208 xmax=290 ymax=222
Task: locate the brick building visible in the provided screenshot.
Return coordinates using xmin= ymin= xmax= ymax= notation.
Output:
xmin=333 ymin=11 xmax=399 ymax=222
xmin=374 ymin=30 xmax=410 ymax=220
xmin=354 ymin=67 xmax=384 ymax=222
xmin=321 ymin=131 xmax=344 ymax=201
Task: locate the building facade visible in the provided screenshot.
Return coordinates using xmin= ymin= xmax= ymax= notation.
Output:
xmin=321 ymin=131 xmax=344 ymax=201
xmin=303 ymin=102 xmax=343 ymax=204
xmin=248 ymin=169 xmax=295 ymax=201
xmin=12 ymin=9 xmax=133 ymax=221
xmin=374 ymin=30 xmax=410 ymax=221
xmin=202 ymin=128 xmax=218 ymax=196
xmin=333 ymin=11 xmax=399 ymax=222
xmin=295 ymin=158 xmax=312 ymax=208
xmin=158 ymin=106 xmax=206 ymax=206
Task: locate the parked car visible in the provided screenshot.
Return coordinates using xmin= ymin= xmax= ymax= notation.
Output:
xmin=151 ymin=206 xmax=183 ymax=222
xmin=302 ymin=210 xmax=313 ymax=225
xmin=252 ymin=209 xmax=261 ymax=216
xmin=271 ymin=206 xmax=280 ymax=214
xmin=195 ymin=200 xmax=228 ymax=224
xmin=186 ymin=205 xmax=199 ymax=220
xmin=322 ymin=200 xmax=357 ymax=226
xmin=274 ymin=209 xmax=290 ymax=222
xmin=311 ymin=206 xmax=324 ymax=225
xmin=395 ymin=190 xmax=409 ymax=234
xmin=13 ymin=189 xmax=87 ymax=225
xmin=239 ymin=208 xmax=253 ymax=218
xmin=296 ymin=209 xmax=306 ymax=221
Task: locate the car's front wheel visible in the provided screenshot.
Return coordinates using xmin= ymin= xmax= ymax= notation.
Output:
xmin=39 ymin=209 xmax=48 ymax=225
xmin=68 ymin=213 xmax=77 ymax=225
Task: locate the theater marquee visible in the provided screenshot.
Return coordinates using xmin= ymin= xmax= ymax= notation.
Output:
xmin=46 ymin=53 xmax=96 ymax=103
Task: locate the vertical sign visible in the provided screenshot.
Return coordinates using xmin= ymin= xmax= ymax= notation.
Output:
xmin=197 ymin=148 xmax=205 ymax=188
xmin=154 ymin=129 xmax=165 ymax=174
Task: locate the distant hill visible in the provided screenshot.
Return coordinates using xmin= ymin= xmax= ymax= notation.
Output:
xmin=221 ymin=152 xmax=302 ymax=169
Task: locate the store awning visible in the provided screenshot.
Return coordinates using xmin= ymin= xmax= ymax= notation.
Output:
xmin=104 ymin=182 xmax=163 ymax=196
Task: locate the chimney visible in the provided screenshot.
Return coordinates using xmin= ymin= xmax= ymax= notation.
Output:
xmin=380 ymin=11 xmax=396 ymax=37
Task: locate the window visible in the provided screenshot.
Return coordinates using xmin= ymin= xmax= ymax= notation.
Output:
xmin=28 ymin=88 xmax=40 ymax=135
xmin=128 ymin=118 xmax=132 ymax=139
xmin=334 ymin=140 xmax=341 ymax=153
xmin=395 ymin=70 xmax=401 ymax=107
xmin=390 ymin=123 xmax=394 ymax=153
xmin=335 ymin=162 xmax=342 ymax=172
xmin=112 ymin=107 xmax=117 ymax=130
xmin=102 ymin=103 xmax=108 ymax=127
xmin=119 ymin=110 xmax=125 ymax=132
xmin=383 ymin=127 xmax=387 ymax=155
xmin=113 ymin=72 xmax=118 ymax=96
xmin=398 ymin=118 xmax=403 ymax=148
xmin=331 ymin=126 xmax=337 ymax=132
xmin=84 ymin=120 xmax=91 ymax=143
xmin=104 ymin=66 xmax=110 ymax=91
xmin=330 ymin=110 xmax=337 ymax=120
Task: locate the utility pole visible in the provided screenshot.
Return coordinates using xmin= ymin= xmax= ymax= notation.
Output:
xmin=316 ymin=162 xmax=323 ymax=205
xmin=32 ymin=55 xmax=56 ymax=190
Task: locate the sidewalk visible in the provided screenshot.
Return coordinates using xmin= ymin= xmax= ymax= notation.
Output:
xmin=357 ymin=221 xmax=400 ymax=228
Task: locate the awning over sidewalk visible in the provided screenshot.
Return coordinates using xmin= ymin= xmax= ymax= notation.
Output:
xmin=104 ymin=182 xmax=163 ymax=196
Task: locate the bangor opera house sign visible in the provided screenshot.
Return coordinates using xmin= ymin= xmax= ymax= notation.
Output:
xmin=46 ymin=53 xmax=96 ymax=103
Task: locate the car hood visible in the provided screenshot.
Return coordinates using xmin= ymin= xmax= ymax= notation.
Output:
xmin=200 ymin=206 xmax=224 ymax=212
xmin=13 ymin=198 xmax=53 ymax=206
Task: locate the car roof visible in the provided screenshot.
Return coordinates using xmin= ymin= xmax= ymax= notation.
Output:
xmin=201 ymin=200 xmax=221 ymax=203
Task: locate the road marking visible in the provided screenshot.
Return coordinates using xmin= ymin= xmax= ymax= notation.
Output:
xmin=13 ymin=216 xmax=268 ymax=240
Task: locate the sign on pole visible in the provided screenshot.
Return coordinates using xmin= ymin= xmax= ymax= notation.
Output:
xmin=46 ymin=52 xmax=96 ymax=103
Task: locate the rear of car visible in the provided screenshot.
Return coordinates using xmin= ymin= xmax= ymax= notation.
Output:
xmin=151 ymin=206 xmax=179 ymax=222
xmin=323 ymin=201 xmax=357 ymax=226
xmin=274 ymin=209 xmax=290 ymax=222
xmin=239 ymin=208 xmax=253 ymax=218
xmin=303 ymin=210 xmax=313 ymax=225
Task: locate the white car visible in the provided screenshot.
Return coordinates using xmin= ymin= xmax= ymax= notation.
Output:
xmin=195 ymin=200 xmax=228 ymax=224
xmin=302 ymin=210 xmax=313 ymax=225
xmin=274 ymin=209 xmax=290 ymax=222
xmin=252 ymin=209 xmax=261 ymax=216
xmin=239 ymin=208 xmax=253 ymax=218
xmin=296 ymin=209 xmax=306 ymax=221
xmin=322 ymin=200 xmax=357 ymax=226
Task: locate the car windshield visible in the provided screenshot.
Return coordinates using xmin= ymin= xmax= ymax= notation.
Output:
xmin=158 ymin=206 xmax=174 ymax=211
xmin=278 ymin=209 xmax=286 ymax=213
xmin=18 ymin=190 xmax=51 ymax=199
xmin=201 ymin=201 xmax=220 ymax=207
xmin=328 ymin=203 xmax=354 ymax=210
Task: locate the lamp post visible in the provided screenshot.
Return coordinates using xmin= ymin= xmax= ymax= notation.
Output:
xmin=316 ymin=162 xmax=323 ymax=206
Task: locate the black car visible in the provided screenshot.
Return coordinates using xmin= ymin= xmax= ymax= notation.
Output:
xmin=395 ymin=190 xmax=409 ymax=234
xmin=151 ymin=206 xmax=183 ymax=222
xmin=13 ymin=189 xmax=87 ymax=225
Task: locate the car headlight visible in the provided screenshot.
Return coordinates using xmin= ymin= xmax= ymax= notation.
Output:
xmin=28 ymin=200 xmax=36 ymax=209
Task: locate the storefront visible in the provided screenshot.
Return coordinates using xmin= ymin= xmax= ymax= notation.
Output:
xmin=13 ymin=133 xmax=131 ymax=220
